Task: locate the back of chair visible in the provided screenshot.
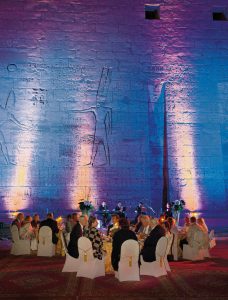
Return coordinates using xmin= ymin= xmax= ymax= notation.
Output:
xmin=193 ymin=230 xmax=204 ymax=249
xmin=78 ymin=237 xmax=94 ymax=262
xmin=39 ymin=226 xmax=52 ymax=244
xmin=156 ymin=236 xmax=168 ymax=258
xmin=11 ymin=225 xmax=20 ymax=242
xmin=120 ymin=240 xmax=139 ymax=265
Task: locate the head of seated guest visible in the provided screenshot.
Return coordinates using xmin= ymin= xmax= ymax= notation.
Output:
xmin=111 ymin=218 xmax=138 ymax=271
xmin=12 ymin=212 xmax=24 ymax=229
xmin=167 ymin=217 xmax=178 ymax=234
xmin=197 ymin=217 xmax=208 ymax=233
xmin=31 ymin=214 xmax=40 ymax=228
xmin=184 ymin=216 xmax=190 ymax=227
xmin=72 ymin=212 xmax=79 ymax=222
xmin=108 ymin=214 xmax=120 ymax=236
xmin=161 ymin=220 xmax=171 ymax=238
xmin=138 ymin=215 xmax=151 ymax=236
xmin=65 ymin=214 xmax=73 ymax=233
xmin=39 ymin=212 xmax=59 ymax=244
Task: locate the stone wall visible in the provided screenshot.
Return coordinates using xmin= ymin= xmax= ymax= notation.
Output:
xmin=0 ymin=0 xmax=227 ymax=216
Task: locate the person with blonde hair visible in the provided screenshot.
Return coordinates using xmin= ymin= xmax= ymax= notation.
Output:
xmin=137 ymin=215 xmax=152 ymax=236
xmin=197 ymin=217 xmax=208 ymax=233
xmin=197 ymin=217 xmax=209 ymax=248
xmin=19 ymin=215 xmax=36 ymax=240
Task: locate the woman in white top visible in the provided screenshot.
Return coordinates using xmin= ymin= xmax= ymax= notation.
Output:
xmin=197 ymin=218 xmax=208 ymax=233
xmin=197 ymin=217 xmax=209 ymax=249
xmin=19 ymin=215 xmax=36 ymax=240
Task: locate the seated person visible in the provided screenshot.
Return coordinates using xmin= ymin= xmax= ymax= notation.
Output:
xmin=67 ymin=215 xmax=88 ymax=258
xmin=183 ymin=216 xmax=190 ymax=233
xmin=137 ymin=215 xmax=152 ymax=237
xmin=134 ymin=202 xmax=144 ymax=224
xmin=31 ymin=214 xmax=40 ymax=229
xmin=134 ymin=215 xmax=142 ymax=233
xmin=85 ymin=216 xmax=103 ymax=260
xmin=197 ymin=217 xmax=208 ymax=233
xmin=161 ymin=221 xmax=172 ymax=239
xmin=65 ymin=214 xmax=73 ymax=233
xmin=114 ymin=202 xmax=126 ymax=218
xmin=98 ymin=201 xmax=111 ymax=227
xmin=140 ymin=222 xmax=165 ymax=262
xmin=111 ymin=218 xmax=137 ymax=271
xmin=19 ymin=215 xmax=36 ymax=240
xmin=167 ymin=217 xmax=179 ymax=235
xmin=197 ymin=217 xmax=209 ymax=248
xmin=12 ymin=212 xmax=24 ymax=230
xmin=107 ymin=214 xmax=120 ymax=236
xmin=39 ymin=213 xmax=59 ymax=245
xmin=180 ymin=216 xmax=202 ymax=250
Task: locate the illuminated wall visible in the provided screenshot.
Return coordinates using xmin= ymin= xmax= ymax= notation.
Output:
xmin=0 ymin=0 xmax=227 ymax=216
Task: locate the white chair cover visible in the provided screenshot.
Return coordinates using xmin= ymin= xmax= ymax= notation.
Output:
xmin=77 ymin=237 xmax=105 ymax=279
xmin=61 ymin=232 xmax=79 ymax=272
xmin=10 ymin=225 xmax=31 ymax=255
xmin=140 ymin=236 xmax=168 ymax=277
xmin=164 ymin=234 xmax=173 ymax=272
xmin=183 ymin=230 xmax=205 ymax=261
xmin=37 ymin=226 xmax=55 ymax=257
xmin=117 ymin=239 xmax=140 ymax=282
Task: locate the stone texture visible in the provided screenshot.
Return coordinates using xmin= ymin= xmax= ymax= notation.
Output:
xmin=0 ymin=0 xmax=227 ymax=216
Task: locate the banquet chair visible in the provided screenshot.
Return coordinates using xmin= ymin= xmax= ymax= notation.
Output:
xmin=164 ymin=234 xmax=174 ymax=272
xmin=76 ymin=237 xmax=105 ymax=279
xmin=61 ymin=232 xmax=79 ymax=272
xmin=140 ymin=236 xmax=168 ymax=277
xmin=37 ymin=226 xmax=55 ymax=257
xmin=116 ymin=239 xmax=140 ymax=282
xmin=10 ymin=225 xmax=31 ymax=255
xmin=183 ymin=231 xmax=205 ymax=261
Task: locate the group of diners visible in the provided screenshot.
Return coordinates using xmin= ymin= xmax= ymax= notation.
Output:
xmin=66 ymin=213 xmax=169 ymax=271
xmin=11 ymin=212 xmax=59 ymax=245
xmin=11 ymin=210 xmax=211 ymax=271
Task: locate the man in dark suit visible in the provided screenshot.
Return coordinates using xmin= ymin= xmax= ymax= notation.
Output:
xmin=111 ymin=218 xmax=137 ymax=271
xmin=39 ymin=213 xmax=59 ymax=244
xmin=67 ymin=215 xmax=88 ymax=258
xmin=141 ymin=224 xmax=165 ymax=262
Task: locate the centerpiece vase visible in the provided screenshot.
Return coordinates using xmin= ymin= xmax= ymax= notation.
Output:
xmin=173 ymin=210 xmax=180 ymax=226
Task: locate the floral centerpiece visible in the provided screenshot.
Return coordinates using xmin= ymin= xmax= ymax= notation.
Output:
xmin=170 ymin=199 xmax=185 ymax=225
xmin=79 ymin=200 xmax=94 ymax=216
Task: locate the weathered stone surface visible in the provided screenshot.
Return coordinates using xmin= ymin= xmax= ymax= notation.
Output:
xmin=0 ymin=0 xmax=227 ymax=216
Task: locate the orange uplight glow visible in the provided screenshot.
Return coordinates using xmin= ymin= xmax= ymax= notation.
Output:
xmin=70 ymin=113 xmax=97 ymax=209
xmin=168 ymin=83 xmax=201 ymax=211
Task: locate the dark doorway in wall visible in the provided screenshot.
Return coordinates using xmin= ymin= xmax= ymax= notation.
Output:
xmin=145 ymin=4 xmax=160 ymax=20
